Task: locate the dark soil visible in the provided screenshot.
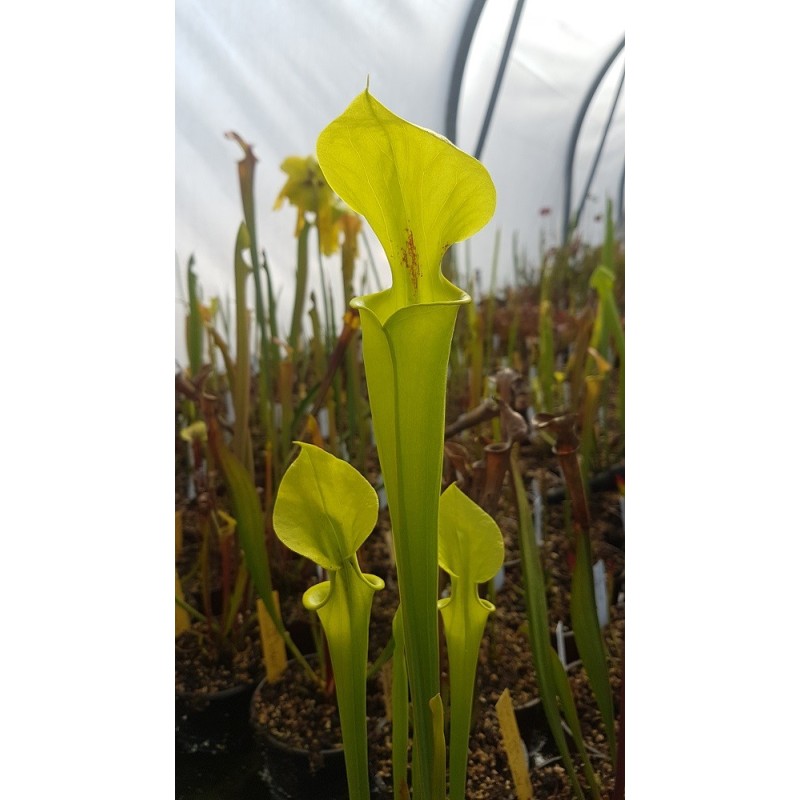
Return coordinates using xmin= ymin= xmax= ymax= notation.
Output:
xmin=175 ymin=507 xmax=265 ymax=696
xmin=175 ymin=621 xmax=263 ymax=696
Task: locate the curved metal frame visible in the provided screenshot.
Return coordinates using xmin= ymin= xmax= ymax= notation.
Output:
xmin=573 ymin=65 xmax=625 ymax=236
xmin=562 ymin=37 xmax=626 ymax=244
xmin=446 ymin=9 xmax=625 ymax=247
xmin=445 ymin=0 xmax=489 ymax=145
xmin=446 ymin=0 xmax=527 ymax=158
xmin=473 ymin=0 xmax=527 ymax=160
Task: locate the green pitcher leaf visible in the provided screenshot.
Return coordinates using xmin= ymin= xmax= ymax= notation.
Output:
xmin=429 ymin=694 xmax=447 ymax=800
xmin=354 ymin=296 xmax=463 ymax=797
xmin=302 ymin=579 xmax=332 ymax=612
xmin=273 ymin=442 xmax=379 ymax=570
xmin=307 ymin=557 xmax=384 ymax=800
xmin=438 ymin=483 xmax=504 ymax=583
xmin=589 ymin=259 xmax=625 ymax=431
xmin=391 ymin=606 xmax=410 ymax=800
xmin=317 ymin=88 xmax=495 ymax=319
xmin=186 ymin=255 xmax=203 ymax=377
xmin=204 ymin=411 xmax=275 ymax=625
xmin=317 ymin=89 xmax=496 ymax=799
xmin=437 ymin=483 xmax=503 ymax=800
xmin=232 ymin=221 xmax=253 ymax=472
xmin=273 ymin=443 xmax=384 ymax=800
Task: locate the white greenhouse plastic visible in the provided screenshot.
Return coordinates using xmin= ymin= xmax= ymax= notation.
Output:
xmin=175 ymin=0 xmax=624 ymax=365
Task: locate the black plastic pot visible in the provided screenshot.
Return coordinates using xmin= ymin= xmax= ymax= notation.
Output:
xmin=514 ymin=695 xmax=570 ymax=768
xmin=250 ymin=669 xmax=393 ymax=800
xmin=513 ymin=659 xmax=582 ymax=765
xmin=552 ymin=628 xmax=580 ymax=665
xmin=176 ymin=681 xmax=256 ymax=756
xmin=250 ymin=673 xmax=348 ymax=800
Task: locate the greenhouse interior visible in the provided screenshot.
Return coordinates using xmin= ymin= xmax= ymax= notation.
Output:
xmin=171 ymin=2 xmax=793 ymax=800
xmin=176 ymin=1 xmax=626 ymax=798
xmin=7 ymin=3 xmax=800 ymax=799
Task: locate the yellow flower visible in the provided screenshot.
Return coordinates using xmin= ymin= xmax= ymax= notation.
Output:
xmin=199 ymin=297 xmax=218 ymax=324
xmin=273 ymin=155 xmax=346 ymax=256
xmin=341 ymin=210 xmax=362 ymax=251
xmin=180 ymin=421 xmax=207 ymax=443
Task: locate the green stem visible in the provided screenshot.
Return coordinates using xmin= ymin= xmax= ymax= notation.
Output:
xmin=232 ymin=223 xmax=253 ymax=473
xmin=439 ymin=582 xmax=490 ymax=800
xmin=357 ymin=301 xmax=464 ymax=796
xmin=391 ymin=608 xmax=409 ymax=800
xmin=175 ymin=595 xmax=213 ymax=628
xmin=289 ymin=224 xmax=310 ymax=351
xmin=313 ymin=560 xmax=383 ymax=800
xmin=366 ymin=631 xmax=395 ymax=680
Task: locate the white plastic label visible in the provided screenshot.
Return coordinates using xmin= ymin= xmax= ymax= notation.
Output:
xmin=593 ymin=559 xmax=609 ymax=628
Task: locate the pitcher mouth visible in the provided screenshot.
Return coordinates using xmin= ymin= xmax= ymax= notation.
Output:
xmin=351 ymin=283 xmax=471 ymax=329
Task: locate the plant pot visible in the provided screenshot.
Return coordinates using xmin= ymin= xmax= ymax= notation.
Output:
xmin=175 ymin=745 xmax=268 ymax=800
xmin=176 ymin=680 xmax=257 ymax=755
xmin=512 ymin=659 xmax=583 ymax=759
xmin=175 ymin=620 xmax=264 ymax=756
xmin=253 ymin=712 xmax=348 ymax=799
xmin=513 ymin=694 xmax=572 ymax=768
xmin=250 ymin=655 xmax=348 ymax=800
xmin=250 ymin=658 xmax=394 ymax=800
xmin=552 ymin=627 xmax=580 ymax=665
